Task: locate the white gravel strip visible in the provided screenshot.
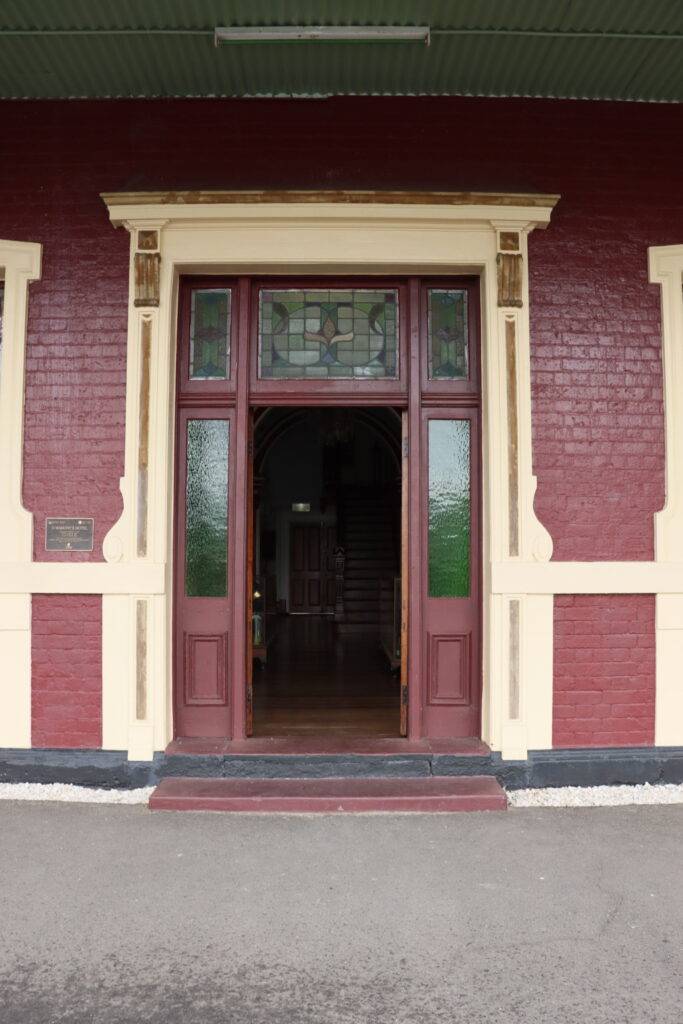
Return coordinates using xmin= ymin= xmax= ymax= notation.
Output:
xmin=0 ymin=783 xmax=153 ymax=804
xmin=1 ymin=781 xmax=682 ymax=809
xmin=509 ymin=782 xmax=683 ymax=808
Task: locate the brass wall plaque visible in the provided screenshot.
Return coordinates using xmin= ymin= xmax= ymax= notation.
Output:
xmin=45 ymin=518 xmax=94 ymax=552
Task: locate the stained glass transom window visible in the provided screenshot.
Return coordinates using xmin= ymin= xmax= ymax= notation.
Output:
xmin=189 ymin=288 xmax=231 ymax=379
xmin=428 ymin=289 xmax=468 ymax=380
xmin=258 ymin=289 xmax=398 ymax=379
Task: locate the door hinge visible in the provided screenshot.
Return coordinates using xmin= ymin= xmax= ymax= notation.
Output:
xmin=401 ymin=685 xmax=408 ymax=705
xmin=402 ymin=439 xmax=409 ymax=458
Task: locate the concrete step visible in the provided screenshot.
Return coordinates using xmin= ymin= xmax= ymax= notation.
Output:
xmin=149 ymin=776 xmax=507 ymax=813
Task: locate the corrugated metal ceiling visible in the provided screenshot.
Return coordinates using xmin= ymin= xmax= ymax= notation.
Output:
xmin=0 ymin=1 xmax=681 ymax=101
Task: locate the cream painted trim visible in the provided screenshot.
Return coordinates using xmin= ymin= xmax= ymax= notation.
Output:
xmin=99 ymin=194 xmax=556 ymax=760
xmin=101 ymin=190 xmax=561 ymax=209
xmin=0 ymin=241 xmax=41 ymax=748
xmin=0 ymin=562 xmax=165 ymax=594
xmin=650 ymin=245 xmax=683 ymax=745
xmin=493 ymin=561 xmax=683 ymax=594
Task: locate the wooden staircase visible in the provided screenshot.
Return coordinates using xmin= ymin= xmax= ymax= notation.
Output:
xmin=339 ymin=486 xmax=398 ymax=632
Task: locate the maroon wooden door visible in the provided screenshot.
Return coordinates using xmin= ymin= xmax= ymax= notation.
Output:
xmin=420 ymin=407 xmax=480 ymax=737
xmin=289 ymin=523 xmax=335 ymax=613
xmin=174 ymin=408 xmax=234 ymax=737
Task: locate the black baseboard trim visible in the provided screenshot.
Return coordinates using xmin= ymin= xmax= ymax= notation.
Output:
xmin=0 ymin=748 xmax=160 ymax=789
xmin=1 ymin=745 xmax=683 ymax=791
xmin=498 ymin=746 xmax=683 ymax=790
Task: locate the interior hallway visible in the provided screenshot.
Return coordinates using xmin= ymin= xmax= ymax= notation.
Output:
xmin=252 ymin=616 xmax=399 ymax=736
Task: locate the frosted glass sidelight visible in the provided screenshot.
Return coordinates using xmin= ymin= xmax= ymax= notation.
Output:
xmin=428 ymin=420 xmax=471 ymax=597
xmin=185 ymin=419 xmax=229 ymax=597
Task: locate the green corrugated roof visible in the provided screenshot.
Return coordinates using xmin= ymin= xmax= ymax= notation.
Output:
xmin=0 ymin=1 xmax=681 ymax=102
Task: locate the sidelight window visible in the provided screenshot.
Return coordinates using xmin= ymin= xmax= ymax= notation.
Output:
xmin=185 ymin=419 xmax=230 ymax=597
xmin=428 ymin=419 xmax=471 ymax=597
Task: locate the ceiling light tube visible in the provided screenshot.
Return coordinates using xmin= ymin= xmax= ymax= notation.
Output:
xmin=214 ymin=25 xmax=430 ymax=46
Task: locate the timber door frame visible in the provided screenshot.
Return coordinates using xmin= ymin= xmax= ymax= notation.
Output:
xmin=173 ymin=274 xmax=481 ymax=741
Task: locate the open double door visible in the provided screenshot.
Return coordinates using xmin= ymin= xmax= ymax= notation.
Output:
xmin=173 ymin=277 xmax=480 ymax=742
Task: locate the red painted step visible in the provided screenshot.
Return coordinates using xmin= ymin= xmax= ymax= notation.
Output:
xmin=149 ymin=776 xmax=507 ymax=813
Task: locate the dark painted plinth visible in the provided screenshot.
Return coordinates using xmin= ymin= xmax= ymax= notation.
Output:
xmin=2 ymin=745 xmax=683 ymax=792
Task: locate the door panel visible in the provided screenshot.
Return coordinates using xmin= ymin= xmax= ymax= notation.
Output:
xmin=174 ymin=409 xmax=233 ymax=737
xmin=289 ymin=523 xmax=335 ymax=613
xmin=422 ymin=409 xmax=480 ymax=736
xmin=183 ymin=632 xmax=229 ymax=705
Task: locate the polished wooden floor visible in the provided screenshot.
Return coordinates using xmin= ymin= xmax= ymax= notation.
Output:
xmin=252 ymin=615 xmax=400 ymax=736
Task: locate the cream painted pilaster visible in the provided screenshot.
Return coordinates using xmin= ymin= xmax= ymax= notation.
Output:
xmin=102 ymin=223 xmax=167 ymax=760
xmin=491 ymin=226 xmax=554 ymax=760
xmin=650 ymin=245 xmax=683 ymax=745
xmin=0 ymin=241 xmax=41 ymax=748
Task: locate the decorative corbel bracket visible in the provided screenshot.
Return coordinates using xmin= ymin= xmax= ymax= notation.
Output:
xmin=496 ymin=230 xmax=524 ymax=308
xmin=133 ymin=228 xmax=161 ymax=307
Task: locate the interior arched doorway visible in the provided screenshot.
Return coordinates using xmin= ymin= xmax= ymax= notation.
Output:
xmin=250 ymin=407 xmax=404 ymax=736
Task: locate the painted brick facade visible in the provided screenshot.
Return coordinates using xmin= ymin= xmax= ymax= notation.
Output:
xmin=0 ymin=96 xmax=676 ymax=749
xmin=553 ymin=595 xmax=656 ymax=747
xmin=31 ymin=595 xmax=102 ymax=748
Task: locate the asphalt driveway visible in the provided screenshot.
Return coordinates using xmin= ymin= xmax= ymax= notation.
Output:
xmin=1 ymin=802 xmax=682 ymax=1023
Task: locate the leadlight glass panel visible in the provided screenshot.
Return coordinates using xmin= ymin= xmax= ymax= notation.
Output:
xmin=428 ymin=420 xmax=471 ymax=598
xmin=189 ymin=288 xmax=231 ymax=379
xmin=428 ymin=289 xmax=468 ymax=380
xmin=185 ymin=419 xmax=229 ymax=597
xmin=258 ymin=289 xmax=398 ymax=379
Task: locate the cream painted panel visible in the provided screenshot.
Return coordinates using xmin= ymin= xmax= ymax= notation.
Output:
xmin=101 ymin=595 xmax=130 ymax=750
xmin=656 ymin=595 xmax=683 ymax=746
xmin=650 ymin=245 xmax=683 ymax=745
xmin=0 ymin=600 xmax=31 ymax=747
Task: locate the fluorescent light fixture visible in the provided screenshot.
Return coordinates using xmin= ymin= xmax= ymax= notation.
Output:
xmin=215 ymin=25 xmax=430 ymax=46
xmin=291 ymin=502 xmax=311 ymax=512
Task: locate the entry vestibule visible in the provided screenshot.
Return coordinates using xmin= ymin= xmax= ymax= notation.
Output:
xmin=100 ymin=193 xmax=556 ymax=761
xmin=252 ymin=407 xmax=403 ymax=736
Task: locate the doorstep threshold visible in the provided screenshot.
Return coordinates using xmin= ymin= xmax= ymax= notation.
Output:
xmin=166 ymin=735 xmax=491 ymax=757
xmin=149 ymin=775 xmax=507 ymax=813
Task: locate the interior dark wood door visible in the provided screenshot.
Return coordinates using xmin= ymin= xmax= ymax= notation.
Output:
xmin=290 ymin=523 xmax=335 ymax=613
xmin=174 ymin=408 xmax=233 ymax=737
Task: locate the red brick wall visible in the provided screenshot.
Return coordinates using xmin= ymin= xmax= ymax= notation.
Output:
xmin=0 ymin=96 xmax=675 ymax=749
xmin=553 ymin=595 xmax=656 ymax=747
xmin=31 ymin=596 xmax=102 ymax=748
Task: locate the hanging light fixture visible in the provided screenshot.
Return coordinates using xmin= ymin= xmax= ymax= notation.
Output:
xmin=215 ymin=26 xmax=430 ymax=46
